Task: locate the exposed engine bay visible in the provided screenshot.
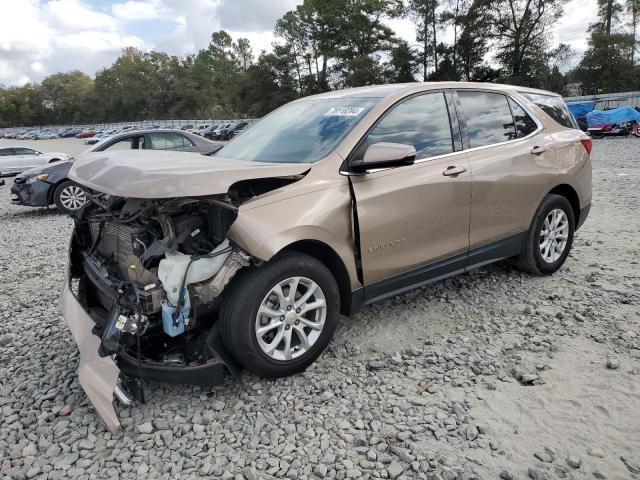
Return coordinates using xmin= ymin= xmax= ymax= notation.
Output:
xmin=69 ymin=192 xmax=258 ymax=391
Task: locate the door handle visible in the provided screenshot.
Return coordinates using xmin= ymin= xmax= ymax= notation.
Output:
xmin=443 ymin=165 xmax=467 ymax=176
xmin=531 ymin=146 xmax=547 ymax=155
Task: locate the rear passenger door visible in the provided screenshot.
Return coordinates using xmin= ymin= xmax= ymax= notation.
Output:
xmin=454 ymin=90 xmax=558 ymax=256
xmin=349 ymin=91 xmax=472 ymax=292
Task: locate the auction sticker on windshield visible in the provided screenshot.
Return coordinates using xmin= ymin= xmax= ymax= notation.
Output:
xmin=324 ymin=107 xmax=366 ymax=117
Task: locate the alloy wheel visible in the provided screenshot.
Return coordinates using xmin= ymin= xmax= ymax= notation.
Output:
xmin=539 ymin=208 xmax=569 ymax=263
xmin=59 ymin=185 xmax=87 ymax=211
xmin=255 ymin=276 xmax=327 ymax=361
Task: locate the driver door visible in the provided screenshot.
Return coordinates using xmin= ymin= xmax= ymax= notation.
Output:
xmin=348 ymin=92 xmax=472 ymax=299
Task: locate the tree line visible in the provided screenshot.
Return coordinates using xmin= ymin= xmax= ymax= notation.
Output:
xmin=1 ymin=0 xmax=639 ymax=127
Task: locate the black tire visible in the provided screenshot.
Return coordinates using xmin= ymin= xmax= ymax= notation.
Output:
xmin=53 ymin=180 xmax=87 ymax=215
xmin=48 ymin=158 xmax=60 ymax=163
xmin=219 ymin=252 xmax=340 ymax=378
xmin=516 ymin=194 xmax=575 ymax=275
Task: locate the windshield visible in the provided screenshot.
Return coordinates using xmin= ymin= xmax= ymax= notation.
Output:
xmin=215 ymin=97 xmax=379 ymax=163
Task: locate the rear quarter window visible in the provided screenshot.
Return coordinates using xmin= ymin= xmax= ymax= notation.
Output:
xmin=521 ymin=93 xmax=578 ymax=129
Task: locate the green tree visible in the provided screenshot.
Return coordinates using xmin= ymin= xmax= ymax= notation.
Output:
xmin=626 ymin=0 xmax=640 ymax=62
xmin=456 ymin=0 xmax=493 ymax=80
xmin=235 ymin=51 xmax=298 ymax=116
xmin=40 ymin=71 xmax=94 ymax=124
xmin=387 ymin=40 xmax=420 ymax=82
xmin=405 ymin=0 xmax=440 ymax=80
xmin=491 ymin=0 xmax=567 ymax=84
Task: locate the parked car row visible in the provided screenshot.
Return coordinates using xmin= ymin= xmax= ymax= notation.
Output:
xmin=8 ymin=129 xmax=221 ymax=214
xmin=201 ymin=121 xmax=249 ymax=140
xmin=2 ymin=121 xmax=253 ymax=141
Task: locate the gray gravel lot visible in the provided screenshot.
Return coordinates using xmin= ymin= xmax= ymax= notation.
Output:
xmin=1 ymin=138 xmax=639 ymax=480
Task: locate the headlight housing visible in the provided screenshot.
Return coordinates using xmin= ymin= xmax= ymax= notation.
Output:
xmin=27 ymin=173 xmax=49 ymax=183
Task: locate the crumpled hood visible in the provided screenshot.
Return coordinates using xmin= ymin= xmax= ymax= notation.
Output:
xmin=68 ymin=150 xmax=310 ymax=198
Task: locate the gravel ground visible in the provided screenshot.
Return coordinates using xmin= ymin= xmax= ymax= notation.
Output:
xmin=1 ymin=138 xmax=639 ymax=480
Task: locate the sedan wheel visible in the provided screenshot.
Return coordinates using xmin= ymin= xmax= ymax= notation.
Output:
xmin=255 ymin=276 xmax=327 ymax=361
xmin=54 ymin=181 xmax=87 ymax=214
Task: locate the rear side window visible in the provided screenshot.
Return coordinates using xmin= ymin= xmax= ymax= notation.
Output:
xmin=458 ymin=91 xmax=516 ymax=147
xmin=356 ymin=92 xmax=454 ymax=161
xmin=521 ymin=93 xmax=578 ymax=129
xmin=149 ymin=132 xmax=192 ymax=150
xmin=508 ymin=98 xmax=538 ymax=138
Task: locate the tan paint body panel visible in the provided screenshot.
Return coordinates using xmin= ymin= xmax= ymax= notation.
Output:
xmin=350 ymin=153 xmax=472 ymax=284
xmin=59 ymin=279 xmax=121 ymax=433
xmin=467 ymin=131 xmax=558 ymax=247
xmin=227 ymin=159 xmax=360 ymax=289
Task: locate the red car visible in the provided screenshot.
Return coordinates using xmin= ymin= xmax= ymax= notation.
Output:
xmin=75 ymin=130 xmax=96 ymax=138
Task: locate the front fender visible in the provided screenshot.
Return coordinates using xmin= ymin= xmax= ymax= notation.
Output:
xmin=227 ymin=185 xmax=360 ymax=289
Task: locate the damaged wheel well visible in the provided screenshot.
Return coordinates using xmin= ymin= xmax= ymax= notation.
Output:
xmin=281 ymin=240 xmax=353 ymax=316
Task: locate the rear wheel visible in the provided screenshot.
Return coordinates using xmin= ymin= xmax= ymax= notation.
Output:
xmin=516 ymin=194 xmax=575 ymax=275
xmin=220 ymin=253 xmax=339 ymax=377
xmin=53 ymin=180 xmax=87 ymax=214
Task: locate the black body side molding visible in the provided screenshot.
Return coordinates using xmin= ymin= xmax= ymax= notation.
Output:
xmin=348 ymin=230 xmax=527 ymax=312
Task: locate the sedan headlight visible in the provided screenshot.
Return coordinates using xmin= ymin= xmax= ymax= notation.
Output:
xmin=28 ymin=173 xmax=49 ymax=183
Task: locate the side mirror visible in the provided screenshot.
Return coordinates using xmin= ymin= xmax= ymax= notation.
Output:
xmin=350 ymin=142 xmax=416 ymax=173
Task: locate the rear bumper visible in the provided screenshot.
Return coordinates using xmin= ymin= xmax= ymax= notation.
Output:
xmin=59 ymin=276 xmax=122 ymax=432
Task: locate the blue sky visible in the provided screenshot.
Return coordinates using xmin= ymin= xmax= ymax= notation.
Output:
xmin=0 ymin=0 xmax=598 ymax=87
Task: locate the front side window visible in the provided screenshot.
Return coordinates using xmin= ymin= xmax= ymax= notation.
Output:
xmin=521 ymin=93 xmax=578 ymax=129
xmin=215 ymin=97 xmax=379 ymax=163
xmin=509 ymin=99 xmax=538 ymax=138
xmin=458 ymin=91 xmax=516 ymax=147
xmin=101 ymin=135 xmax=145 ymax=151
xmin=354 ymin=92 xmax=454 ymax=161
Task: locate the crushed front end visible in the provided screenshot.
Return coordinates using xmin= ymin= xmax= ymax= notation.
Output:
xmin=62 ymin=193 xmax=252 ymax=431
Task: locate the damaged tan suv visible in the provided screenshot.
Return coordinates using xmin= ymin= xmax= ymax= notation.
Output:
xmin=61 ymin=82 xmax=591 ymax=430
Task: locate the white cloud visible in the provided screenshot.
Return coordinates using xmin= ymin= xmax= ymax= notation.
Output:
xmin=0 ymin=0 xmax=604 ymax=87
xmin=45 ymin=0 xmax=117 ymax=31
xmin=112 ymin=1 xmax=165 ymax=21
xmin=31 ymin=61 xmax=45 ymax=73
xmin=0 ymin=0 xmax=149 ymax=85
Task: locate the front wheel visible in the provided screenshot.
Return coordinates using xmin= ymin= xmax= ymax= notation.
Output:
xmin=53 ymin=180 xmax=87 ymax=214
xmin=219 ymin=253 xmax=340 ymax=377
xmin=516 ymin=194 xmax=575 ymax=275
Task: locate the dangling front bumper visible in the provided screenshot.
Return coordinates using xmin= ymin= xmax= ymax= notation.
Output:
xmin=59 ymin=275 xmax=122 ymax=432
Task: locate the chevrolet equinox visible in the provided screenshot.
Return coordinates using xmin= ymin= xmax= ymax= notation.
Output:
xmin=61 ymin=82 xmax=592 ymax=430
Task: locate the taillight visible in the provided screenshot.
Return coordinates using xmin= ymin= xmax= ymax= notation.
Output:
xmin=581 ymin=138 xmax=592 ymax=154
